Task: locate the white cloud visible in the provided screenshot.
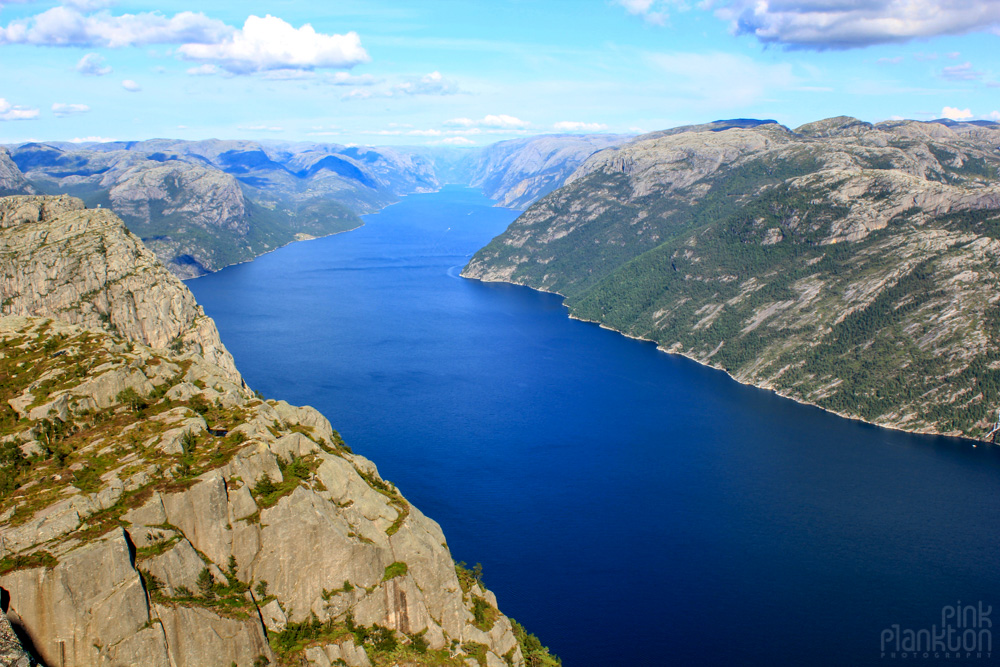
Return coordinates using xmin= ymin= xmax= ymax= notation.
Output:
xmin=989 ymin=111 xmax=1000 ymax=121
xmin=0 ymin=100 xmax=38 ymax=120
xmin=52 ymin=103 xmax=90 ymax=116
xmin=876 ymin=56 xmax=903 ymax=65
xmin=392 ymin=71 xmax=461 ymax=96
xmin=440 ymin=136 xmax=476 ymax=146
xmin=940 ymin=62 xmax=984 ymax=82
xmin=445 ymin=114 xmax=530 ymax=129
xmin=553 ymin=121 xmax=609 ymax=132
xmin=63 ymin=0 xmax=116 ymax=10
xmin=0 ymin=7 xmax=231 ymax=48
xmin=76 ymin=52 xmax=111 ymax=75
xmin=121 ymin=78 xmax=140 ymax=91
xmin=0 ymin=98 xmax=39 ymax=121
xmin=615 ymin=0 xmax=673 ymax=26
xmin=941 ymin=106 xmax=973 ymax=121
xmin=645 ymin=51 xmax=797 ymax=107
xmin=186 ymin=64 xmax=219 ymax=76
xmin=178 ymin=15 xmax=368 ymax=74
xmin=710 ymin=0 xmax=1000 ymax=49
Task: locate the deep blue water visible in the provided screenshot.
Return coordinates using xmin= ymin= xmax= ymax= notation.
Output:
xmin=188 ymin=187 xmax=1000 ymax=666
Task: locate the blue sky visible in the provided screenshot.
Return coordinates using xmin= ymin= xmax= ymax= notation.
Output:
xmin=0 ymin=0 xmax=998 ymax=145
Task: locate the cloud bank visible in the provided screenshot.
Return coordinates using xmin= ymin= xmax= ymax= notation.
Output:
xmin=0 ymin=98 xmax=39 ymax=121
xmin=0 ymin=9 xmax=369 ymax=74
xmin=710 ymin=0 xmax=1000 ymax=49
xmin=178 ymin=15 xmax=369 ymax=74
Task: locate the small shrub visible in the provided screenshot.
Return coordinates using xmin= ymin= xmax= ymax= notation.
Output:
xmin=253 ymin=473 xmax=276 ymax=497
xmin=382 ymin=561 xmax=408 ymax=582
xmin=197 ymin=568 xmax=215 ymax=600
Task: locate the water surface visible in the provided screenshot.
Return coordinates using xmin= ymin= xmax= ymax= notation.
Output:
xmin=188 ymin=187 xmax=1000 ymax=666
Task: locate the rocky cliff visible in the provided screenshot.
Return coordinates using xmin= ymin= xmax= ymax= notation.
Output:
xmin=464 ymin=116 xmax=1000 ymax=439
xmin=0 ymin=196 xmax=547 ymax=667
xmin=0 ymin=196 xmax=240 ymax=384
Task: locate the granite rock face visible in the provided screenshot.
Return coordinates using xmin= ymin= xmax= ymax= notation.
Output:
xmin=0 ymin=606 xmax=33 ymax=667
xmin=0 ymin=196 xmax=241 ymax=384
xmin=465 ymin=117 xmax=1000 ymax=439
xmin=0 ymin=198 xmax=527 ymax=666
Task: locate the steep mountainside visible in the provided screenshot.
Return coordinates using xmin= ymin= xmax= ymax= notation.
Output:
xmin=0 ymin=151 xmax=33 ymax=198
xmin=0 ymin=196 xmax=556 ymax=667
xmin=466 ymin=134 xmax=631 ymax=209
xmin=464 ymin=117 xmax=1000 ymax=439
xmin=7 ymin=141 xmax=442 ymax=278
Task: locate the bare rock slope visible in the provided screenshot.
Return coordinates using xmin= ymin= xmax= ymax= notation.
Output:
xmin=0 ymin=197 xmax=545 ymax=667
xmin=465 ymin=117 xmax=1000 ymax=439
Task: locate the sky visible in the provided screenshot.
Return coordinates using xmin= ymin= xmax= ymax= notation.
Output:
xmin=0 ymin=0 xmax=998 ymax=146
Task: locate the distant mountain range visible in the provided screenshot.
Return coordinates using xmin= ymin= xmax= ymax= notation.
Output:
xmin=0 ymin=134 xmax=630 ymax=278
xmin=464 ymin=116 xmax=1000 ymax=440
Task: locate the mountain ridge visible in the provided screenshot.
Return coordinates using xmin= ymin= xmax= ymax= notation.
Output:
xmin=464 ymin=116 xmax=1000 ymax=440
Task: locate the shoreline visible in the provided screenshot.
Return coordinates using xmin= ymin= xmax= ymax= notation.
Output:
xmin=460 ymin=271 xmax=984 ymax=446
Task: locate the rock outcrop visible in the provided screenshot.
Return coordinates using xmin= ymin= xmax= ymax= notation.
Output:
xmin=464 ymin=117 xmax=1000 ymax=439
xmin=0 ymin=607 xmax=33 ymax=667
xmin=0 ymin=196 xmax=241 ymax=384
xmin=0 ymin=199 xmax=535 ymax=666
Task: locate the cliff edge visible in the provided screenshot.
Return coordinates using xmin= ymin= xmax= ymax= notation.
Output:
xmin=0 ymin=196 xmax=546 ymax=667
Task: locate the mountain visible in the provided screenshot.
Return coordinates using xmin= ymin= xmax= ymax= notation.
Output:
xmin=465 ymin=134 xmax=631 ymax=209
xmin=6 ymin=141 xmax=443 ymax=278
xmin=464 ymin=116 xmax=1000 ymax=440
xmin=0 ymin=151 xmax=34 ymax=197
xmin=0 ymin=196 xmax=557 ymax=667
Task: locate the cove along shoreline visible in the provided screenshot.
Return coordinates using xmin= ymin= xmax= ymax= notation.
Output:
xmin=458 ymin=271 xmax=988 ymax=449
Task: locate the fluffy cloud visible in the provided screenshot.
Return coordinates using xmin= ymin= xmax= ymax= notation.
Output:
xmin=0 ymin=98 xmax=39 ymax=121
xmin=178 ymin=15 xmax=368 ymax=74
xmin=440 ymin=137 xmax=476 ymax=146
xmin=76 ymin=52 xmax=111 ymax=76
xmin=52 ymin=103 xmax=90 ymax=116
xmin=121 ymin=78 xmax=140 ymax=91
xmin=989 ymin=111 xmax=1000 ymax=121
xmin=941 ymin=106 xmax=973 ymax=121
xmin=0 ymin=7 xmax=230 ymax=48
xmin=0 ymin=9 xmax=367 ymax=75
xmin=940 ymin=62 xmax=984 ymax=82
xmin=553 ymin=121 xmax=609 ymax=132
xmin=445 ymin=114 xmax=530 ymax=129
xmin=709 ymin=0 xmax=1000 ymax=49
xmin=392 ymin=71 xmax=461 ymax=96
xmin=615 ymin=0 xmax=671 ymax=26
